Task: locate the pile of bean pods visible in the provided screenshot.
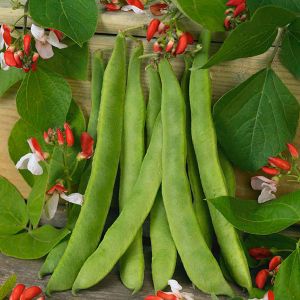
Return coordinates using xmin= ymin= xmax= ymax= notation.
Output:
xmin=43 ymin=30 xmax=253 ymax=297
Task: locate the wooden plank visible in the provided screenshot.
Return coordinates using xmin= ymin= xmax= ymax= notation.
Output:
xmin=0 ymin=253 xmax=243 ymax=300
xmin=1 ymin=34 xmax=299 ymax=198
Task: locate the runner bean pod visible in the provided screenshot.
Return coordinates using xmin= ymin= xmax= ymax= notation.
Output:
xmin=46 ymin=32 xmax=127 ymax=294
xmin=189 ymin=29 xmax=252 ymax=293
xmin=159 ymin=58 xmax=233 ymax=296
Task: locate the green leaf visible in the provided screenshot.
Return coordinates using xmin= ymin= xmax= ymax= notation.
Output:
xmin=0 ymin=274 xmax=17 ymax=300
xmin=274 ymin=244 xmax=300 ymax=299
xmin=16 ymin=68 xmax=72 ymax=131
xmin=280 ymin=18 xmax=300 ymax=79
xmin=29 ymin=0 xmax=98 ymax=46
xmin=247 ymin=0 xmax=300 ymax=15
xmin=208 ymin=191 xmax=300 ymax=235
xmin=39 ymin=42 xmax=89 ymax=80
xmin=0 ymin=225 xmax=70 ymax=259
xmin=171 ymin=0 xmax=226 ymax=32
xmin=0 ymin=69 xmax=24 ymax=98
xmin=203 ymin=6 xmax=296 ymax=68
xmin=0 ymin=177 xmax=28 ymax=235
xmin=213 ymin=68 xmax=300 ymax=171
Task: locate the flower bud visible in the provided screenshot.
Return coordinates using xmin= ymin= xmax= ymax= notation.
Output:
xmin=233 ymin=2 xmax=246 ymax=17
xmin=268 ymin=157 xmax=291 ymax=171
xmin=64 ymin=122 xmax=74 ymax=147
xmin=23 ymin=34 xmax=31 ymax=56
xmin=255 ymin=269 xmax=269 ymax=289
xmin=265 ymin=290 xmax=275 ymax=300
xmin=156 ymin=291 xmax=177 ymax=300
xmin=19 ymin=286 xmax=43 ymax=300
xmin=4 ymin=48 xmax=17 ymax=67
xmin=261 ymin=166 xmax=280 ymax=176
xmin=105 ymin=3 xmax=121 ymax=10
xmin=249 ymin=247 xmax=272 ymax=260
xmin=43 ymin=131 xmax=50 ymax=144
xmin=226 ymin=0 xmax=245 ymax=6
xmin=77 ymin=132 xmax=94 ymax=160
xmin=175 ymin=33 xmax=189 ymax=55
xmin=153 ymin=41 xmax=162 ymax=53
xmin=165 ymin=39 xmax=175 ymax=52
xmin=146 ymin=19 xmax=160 ymax=41
xmin=32 ymin=52 xmax=39 ymax=63
xmin=269 ymin=255 xmax=282 ymax=271
xmin=224 ymin=15 xmax=232 ymax=30
xmin=287 ymin=143 xmax=299 ymax=159
xmin=14 ymin=52 xmax=23 ymax=68
xmin=56 ymin=128 xmax=64 ymax=145
xmin=9 ymin=284 xmax=25 ymax=300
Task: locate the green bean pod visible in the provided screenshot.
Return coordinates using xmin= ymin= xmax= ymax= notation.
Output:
xmin=147 ymin=65 xmax=177 ymax=292
xmin=119 ymin=42 xmax=145 ymax=292
xmin=72 ymin=116 xmax=163 ymax=293
xmin=219 ymin=150 xmax=236 ymax=198
xmin=181 ymin=57 xmax=213 ymax=248
xmin=39 ymin=240 xmax=68 ymax=278
xmin=87 ymin=50 xmax=105 ymax=141
xmin=46 ymin=33 xmax=127 ymax=294
xmin=189 ymin=29 xmax=252 ymax=293
xmin=159 ymin=58 xmax=233 ymax=296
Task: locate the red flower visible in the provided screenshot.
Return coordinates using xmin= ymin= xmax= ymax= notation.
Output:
xmin=226 ymin=0 xmax=245 ymax=6
xmin=23 ymin=34 xmax=31 ymax=56
xmin=287 ymin=143 xmax=299 ymax=159
xmin=150 ymin=2 xmax=168 ymax=16
xmin=255 ymin=269 xmax=269 ymax=289
xmin=9 ymin=284 xmax=25 ymax=300
xmin=147 ymin=19 xmax=160 ymax=41
xmin=56 ymin=128 xmax=64 ymax=145
xmin=127 ymin=0 xmax=144 ymax=10
xmin=266 ymin=290 xmax=275 ymax=300
xmin=144 ymin=296 xmax=163 ymax=300
xmin=4 ymin=47 xmax=17 ymax=67
xmin=156 ymin=291 xmax=177 ymax=300
xmin=14 ymin=52 xmax=23 ymax=68
xmin=30 ymin=137 xmax=46 ymax=160
xmin=153 ymin=41 xmax=162 ymax=53
xmin=19 ymin=286 xmax=43 ymax=300
xmin=224 ymin=15 xmax=232 ymax=30
xmin=175 ymin=32 xmax=189 ymax=54
xmin=249 ymin=247 xmax=272 ymax=260
xmin=105 ymin=3 xmax=121 ymax=11
xmin=268 ymin=157 xmax=291 ymax=171
xmin=233 ymin=2 xmax=246 ymax=17
xmin=261 ymin=166 xmax=280 ymax=176
xmin=47 ymin=183 xmax=67 ymax=195
xmin=165 ymin=39 xmax=175 ymax=52
xmin=77 ymin=132 xmax=94 ymax=160
xmin=64 ymin=122 xmax=74 ymax=147
xmin=269 ymin=256 xmax=282 ymax=271
xmin=2 ymin=24 xmax=12 ymax=46
xmin=50 ymin=28 xmax=64 ymax=41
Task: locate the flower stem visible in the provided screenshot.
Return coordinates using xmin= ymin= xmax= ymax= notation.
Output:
xmin=23 ymin=0 xmax=29 ymax=34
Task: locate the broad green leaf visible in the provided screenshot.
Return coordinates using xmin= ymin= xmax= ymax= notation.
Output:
xmin=0 ymin=69 xmax=24 ymax=98
xmin=171 ymin=0 xmax=226 ymax=32
xmin=29 ymin=0 xmax=98 ymax=46
xmin=0 ymin=225 xmax=70 ymax=259
xmin=39 ymin=42 xmax=89 ymax=80
xmin=274 ymin=244 xmax=300 ymax=299
xmin=16 ymin=68 xmax=72 ymax=131
xmin=213 ymin=68 xmax=299 ymax=171
xmin=0 ymin=274 xmax=17 ymax=300
xmin=208 ymin=191 xmax=300 ymax=234
xmin=248 ymin=0 xmax=300 ymax=15
xmin=280 ymin=18 xmax=300 ymax=79
xmin=39 ymin=239 xmax=68 ymax=278
xmin=203 ymin=6 xmax=296 ymax=68
xmin=0 ymin=177 xmax=28 ymax=235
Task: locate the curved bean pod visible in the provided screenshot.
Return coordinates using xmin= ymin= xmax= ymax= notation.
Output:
xmin=72 ymin=116 xmax=163 ymax=293
xmin=159 ymin=58 xmax=233 ymax=296
xmin=189 ymin=29 xmax=252 ymax=293
xmin=181 ymin=57 xmax=213 ymax=248
xmin=46 ymin=33 xmax=127 ymax=294
xmin=119 ymin=42 xmax=145 ymax=292
xmin=219 ymin=150 xmax=236 ymax=198
xmin=38 ymin=240 xmax=68 ymax=278
xmin=147 ymin=65 xmax=177 ymax=292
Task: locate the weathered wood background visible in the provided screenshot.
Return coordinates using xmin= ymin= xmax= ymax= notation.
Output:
xmin=0 ymin=1 xmax=299 ymax=299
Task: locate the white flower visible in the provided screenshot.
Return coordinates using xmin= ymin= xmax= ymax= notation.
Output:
xmin=0 ymin=52 xmax=9 ymax=70
xmin=16 ymin=138 xmax=46 ymax=176
xmin=251 ymin=176 xmax=277 ymax=203
xmin=121 ymin=5 xmax=145 ymax=14
xmin=0 ymin=25 xmax=5 ymax=50
xmin=43 ymin=183 xmax=83 ymax=220
xmin=167 ymin=279 xmax=194 ymax=300
xmin=31 ymin=24 xmax=67 ymax=59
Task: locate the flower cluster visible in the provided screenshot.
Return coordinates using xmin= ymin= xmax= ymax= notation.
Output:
xmin=101 ymin=0 xmax=145 ymax=14
xmin=9 ymin=284 xmax=44 ymax=300
xmin=0 ymin=22 xmax=67 ymax=72
xmin=146 ymin=18 xmax=194 ymax=56
xmin=145 ymin=279 xmax=193 ymax=300
xmin=224 ymin=0 xmax=248 ymax=30
xmin=251 ymin=143 xmax=299 ymax=203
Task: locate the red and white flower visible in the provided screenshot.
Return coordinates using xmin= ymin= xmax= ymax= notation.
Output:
xmin=43 ymin=183 xmax=83 ymax=220
xmin=31 ymin=24 xmax=67 ymax=59
xmin=0 ymin=52 xmax=9 ymax=70
xmin=251 ymin=176 xmax=277 ymax=203
xmin=167 ymin=279 xmax=194 ymax=300
xmin=0 ymin=24 xmax=11 ymax=50
xmin=16 ymin=138 xmax=47 ymax=175
xmin=121 ymin=0 xmax=145 ymax=14
xmin=77 ymin=132 xmax=94 ymax=160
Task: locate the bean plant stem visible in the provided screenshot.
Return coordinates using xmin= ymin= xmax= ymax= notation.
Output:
xmin=267 ymin=27 xmax=286 ymax=67
xmin=23 ymin=0 xmax=29 ymax=34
